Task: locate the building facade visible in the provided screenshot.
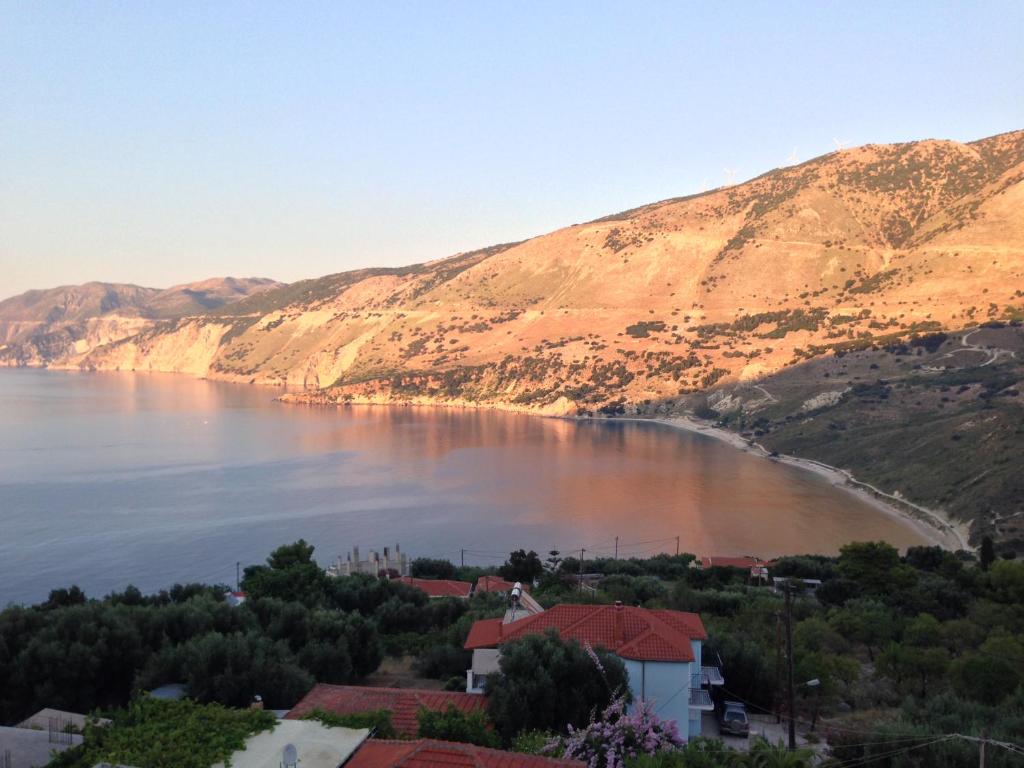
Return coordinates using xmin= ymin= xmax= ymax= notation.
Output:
xmin=463 ymin=603 xmax=720 ymax=739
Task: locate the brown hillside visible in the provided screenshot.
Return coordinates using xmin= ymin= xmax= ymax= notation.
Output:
xmin=72 ymin=130 xmax=1023 ymax=416
xmin=0 ymin=277 xmax=280 ymax=367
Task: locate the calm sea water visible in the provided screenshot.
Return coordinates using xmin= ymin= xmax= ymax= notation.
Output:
xmin=0 ymin=369 xmax=927 ymax=605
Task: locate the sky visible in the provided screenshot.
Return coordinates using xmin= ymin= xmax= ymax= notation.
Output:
xmin=1 ymin=2 xmax=1022 ymax=300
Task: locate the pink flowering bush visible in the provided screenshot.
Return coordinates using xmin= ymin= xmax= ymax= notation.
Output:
xmin=547 ymin=695 xmax=684 ymax=768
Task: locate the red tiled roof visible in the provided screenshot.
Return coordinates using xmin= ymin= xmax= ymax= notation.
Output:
xmin=395 ymin=577 xmax=473 ymax=598
xmin=464 ymin=604 xmax=707 ymax=663
xmin=474 ymin=575 xmax=528 ymax=594
xmin=465 ymin=618 xmax=504 ymax=649
xmin=285 ymin=685 xmax=486 ymax=738
xmin=699 ymin=556 xmax=775 ymax=570
xmin=347 ymin=739 xmax=584 ymax=768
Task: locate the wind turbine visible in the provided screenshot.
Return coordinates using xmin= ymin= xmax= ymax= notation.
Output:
xmin=833 ymin=137 xmax=849 ymax=151
xmin=787 ymin=147 xmax=799 ymax=164
xmin=723 ymin=167 xmax=737 ymax=186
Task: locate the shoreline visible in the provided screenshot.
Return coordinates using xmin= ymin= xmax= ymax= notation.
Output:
xmin=5 ymin=367 xmax=972 ymax=553
xmin=606 ymin=414 xmax=971 ymax=552
xmin=281 ymin=389 xmax=973 ymax=553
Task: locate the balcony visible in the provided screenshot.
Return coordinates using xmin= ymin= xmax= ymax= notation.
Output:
xmin=688 ymin=687 xmax=714 ymax=710
xmin=701 ymin=665 xmax=724 ymax=686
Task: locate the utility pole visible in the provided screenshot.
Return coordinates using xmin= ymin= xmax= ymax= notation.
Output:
xmin=235 ymin=561 xmax=240 ymax=592
xmin=979 ymin=730 xmax=987 ymax=768
xmin=461 ymin=549 xmax=465 ymax=568
xmin=614 ymin=536 xmax=619 ymax=560
xmin=578 ymin=548 xmax=585 ymax=594
xmin=774 ymin=610 xmax=783 ymax=724
xmin=675 ymin=536 xmax=680 ymax=556
xmin=785 ymin=583 xmax=796 ymax=751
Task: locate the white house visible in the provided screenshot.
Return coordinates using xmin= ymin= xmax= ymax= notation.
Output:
xmin=463 ymin=602 xmax=720 ymax=739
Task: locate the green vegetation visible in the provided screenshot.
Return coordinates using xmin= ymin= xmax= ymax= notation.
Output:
xmin=486 ymin=630 xmax=629 ymax=743
xmin=0 ymin=540 xmax=485 ymax=722
xmin=701 ymin=324 xmax=1024 ymax=552
xmin=6 ymin=537 xmax=1024 ymax=767
xmin=302 ymin=706 xmax=397 ymax=738
xmin=625 ymin=321 xmax=667 ymax=339
xmin=417 ymin=703 xmax=499 ymax=747
xmin=632 ymin=737 xmax=814 ymax=768
xmin=47 ymin=697 xmax=276 ymax=768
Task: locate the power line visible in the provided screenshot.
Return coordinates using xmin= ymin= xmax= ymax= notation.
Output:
xmin=827 ymin=736 xmax=956 ymax=768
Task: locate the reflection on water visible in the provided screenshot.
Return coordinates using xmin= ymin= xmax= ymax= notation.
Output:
xmin=0 ymin=369 xmax=927 ymax=605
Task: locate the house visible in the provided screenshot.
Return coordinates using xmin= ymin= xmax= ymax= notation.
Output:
xmin=0 ymin=725 xmax=83 ymax=768
xmin=225 ymin=590 xmax=248 ymax=607
xmin=16 ymin=707 xmax=111 ymax=731
xmin=474 ymin=575 xmax=524 ymax=594
xmin=286 ymin=685 xmax=487 ymax=738
xmin=394 ymin=576 xmax=473 ymax=599
xmin=696 ymin=556 xmax=774 ymax=582
xmin=475 ymin=577 xmax=544 ymax=622
xmin=345 ymin=739 xmax=584 ymax=768
xmin=464 ymin=603 xmax=719 ymax=739
xmin=212 ymin=719 xmax=368 ymax=768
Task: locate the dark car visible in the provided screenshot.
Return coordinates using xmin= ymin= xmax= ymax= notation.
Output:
xmin=718 ymin=700 xmax=750 ymax=737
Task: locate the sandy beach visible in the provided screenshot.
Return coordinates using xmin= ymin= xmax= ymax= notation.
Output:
xmin=609 ymin=415 xmax=972 ymax=553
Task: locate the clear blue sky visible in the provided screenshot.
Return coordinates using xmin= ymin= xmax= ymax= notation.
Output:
xmin=1 ymin=1 xmax=1022 ymax=299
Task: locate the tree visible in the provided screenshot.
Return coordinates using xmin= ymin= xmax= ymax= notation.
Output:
xmin=268 ymin=540 xmax=316 ymax=569
xmin=500 ymin=550 xmax=544 ymax=584
xmin=950 ymin=631 xmax=1024 ymax=704
xmin=545 ymin=550 xmax=563 ymax=574
xmin=417 ymin=704 xmax=499 ymax=747
xmin=979 ymin=536 xmax=996 ymax=571
xmin=162 ymin=631 xmax=314 ymax=708
xmin=877 ymin=642 xmax=948 ymax=698
xmin=989 ymin=559 xmax=1024 ymax=604
xmin=242 ymin=541 xmax=329 ymax=606
xmin=42 ymin=586 xmax=87 ymax=610
xmin=486 ymin=631 xmax=628 ymax=742
xmin=794 ymin=651 xmax=857 ymax=731
xmin=837 ymin=541 xmax=903 ymax=594
xmin=411 ymin=558 xmax=457 ymax=580
xmin=827 ymin=599 xmax=895 ymax=661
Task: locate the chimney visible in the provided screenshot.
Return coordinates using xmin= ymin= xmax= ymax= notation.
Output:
xmin=613 ymin=601 xmax=624 ymax=645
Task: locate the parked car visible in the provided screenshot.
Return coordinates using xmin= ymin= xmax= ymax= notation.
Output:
xmin=718 ymin=700 xmax=750 ymax=737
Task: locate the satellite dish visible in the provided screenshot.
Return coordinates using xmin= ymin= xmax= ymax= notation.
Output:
xmin=282 ymin=743 xmax=299 ymax=768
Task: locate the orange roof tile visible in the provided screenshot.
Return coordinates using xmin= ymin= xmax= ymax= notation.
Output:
xmin=474 ymin=576 xmax=528 ymax=594
xmin=464 ymin=604 xmax=707 ymax=663
xmin=347 ymin=739 xmax=583 ymax=768
xmin=395 ymin=577 xmax=473 ymax=598
xmin=285 ymin=685 xmax=486 ymax=738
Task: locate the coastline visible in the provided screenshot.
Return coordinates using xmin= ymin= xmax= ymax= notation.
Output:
xmin=607 ymin=415 xmax=971 ymax=552
xmin=282 ymin=387 xmax=973 ymax=553
xmin=4 ymin=367 xmax=972 ymax=553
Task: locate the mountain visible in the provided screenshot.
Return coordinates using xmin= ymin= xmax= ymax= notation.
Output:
xmin=73 ymin=130 xmax=1023 ymax=396
xmin=0 ymin=277 xmax=280 ymax=367
xmin=6 ymin=129 xmax=1024 ymax=547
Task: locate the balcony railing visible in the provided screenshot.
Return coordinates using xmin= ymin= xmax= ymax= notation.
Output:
xmin=701 ymin=665 xmax=724 ymax=686
xmin=688 ymin=687 xmax=714 ymax=710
